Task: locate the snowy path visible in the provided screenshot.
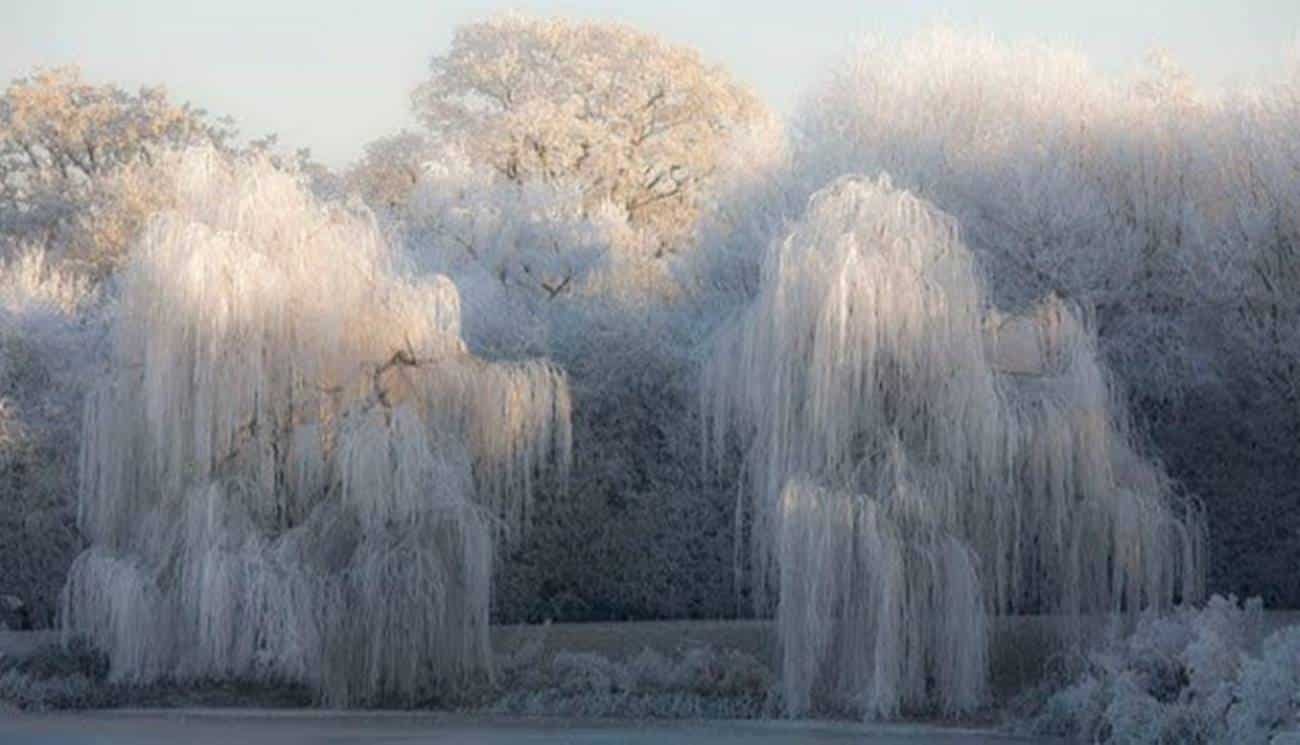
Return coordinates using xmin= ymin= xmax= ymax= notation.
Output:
xmin=0 ymin=710 xmax=1058 ymax=744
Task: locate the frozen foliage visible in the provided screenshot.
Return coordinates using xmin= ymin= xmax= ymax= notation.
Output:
xmin=403 ymin=149 xmax=735 ymax=624
xmin=392 ymin=16 xmax=766 ymax=626
xmin=0 ymin=638 xmax=109 ymax=711
xmin=1027 ymin=596 xmax=1300 ymax=744
xmin=62 ymin=149 xmax=571 ymax=705
xmin=0 ymin=249 xmax=92 ymax=316
xmin=0 ymin=20 xmax=1297 ymax=729
xmin=797 ymin=29 xmax=1205 ymax=317
xmin=0 ymin=247 xmax=101 ymax=626
xmin=407 ymin=149 xmax=614 ymax=308
xmin=406 ymin=147 xmax=682 ymax=337
xmin=684 ymin=117 xmax=797 ymax=301
xmin=0 ymin=636 xmax=314 ymax=711
xmin=492 ymin=643 xmax=773 ymax=719
xmin=346 ymin=131 xmax=437 ymax=217
xmin=704 ymin=176 xmax=1202 ymax=719
xmin=412 ymin=14 xmax=766 ymax=248
xmin=0 ymin=66 xmax=232 ymax=273
xmin=690 ymin=26 xmax=1300 ymax=608
xmin=730 ymin=28 xmax=1295 ymax=417
xmin=0 ymin=630 xmax=771 ymax=717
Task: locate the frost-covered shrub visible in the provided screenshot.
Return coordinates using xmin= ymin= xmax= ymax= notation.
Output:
xmin=61 ymin=148 xmax=571 ymax=705
xmin=705 ymin=175 xmax=1202 ymax=719
xmin=491 ymin=644 xmax=774 ymax=719
xmin=1027 ymin=595 xmax=1300 ymax=744
xmin=0 ymin=638 xmax=108 ymax=711
xmin=0 ymin=637 xmax=316 ymax=711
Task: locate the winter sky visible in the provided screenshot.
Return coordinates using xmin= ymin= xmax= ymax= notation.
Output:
xmin=2 ymin=0 xmax=1297 ymax=167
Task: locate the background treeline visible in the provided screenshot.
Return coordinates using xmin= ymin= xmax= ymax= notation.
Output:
xmin=1 ymin=19 xmax=1297 ymax=628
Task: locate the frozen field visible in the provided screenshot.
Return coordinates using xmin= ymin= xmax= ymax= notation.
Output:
xmin=0 ymin=710 xmax=1056 ymax=744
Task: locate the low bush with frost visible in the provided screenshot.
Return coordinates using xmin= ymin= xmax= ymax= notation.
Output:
xmin=0 ymin=638 xmax=313 ymax=711
xmin=491 ymin=643 xmax=774 ymax=719
xmin=0 ymin=638 xmax=109 ymax=710
xmin=1025 ymin=595 xmax=1300 ymax=744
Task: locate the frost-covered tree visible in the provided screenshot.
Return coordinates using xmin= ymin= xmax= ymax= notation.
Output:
xmin=788 ymin=29 xmax=1225 ymax=400
xmin=62 ymin=149 xmax=571 ymax=704
xmin=402 ymin=144 xmax=682 ymax=356
xmin=1209 ymin=59 xmax=1300 ymax=454
xmin=704 ymin=176 xmax=1203 ymax=719
xmin=412 ymin=14 xmax=766 ymax=248
xmin=688 ymin=27 xmax=1300 ymax=608
xmin=0 ymin=66 xmax=232 ymax=271
xmin=408 ymin=149 xmax=611 ymax=302
xmin=346 ymin=130 xmax=436 ymax=215
xmin=398 ymin=148 xmax=732 ymax=625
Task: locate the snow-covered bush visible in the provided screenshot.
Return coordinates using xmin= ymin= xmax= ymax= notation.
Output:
xmin=491 ymin=644 xmax=773 ymax=719
xmin=0 ymin=638 xmax=109 ymax=711
xmin=1027 ymin=595 xmax=1300 ymax=744
xmin=61 ymin=148 xmax=571 ymax=705
xmin=1227 ymin=626 xmax=1300 ymax=744
xmin=704 ymin=175 xmax=1202 ymax=719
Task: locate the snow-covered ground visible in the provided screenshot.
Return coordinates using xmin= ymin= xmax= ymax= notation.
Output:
xmin=0 ymin=710 xmax=1056 ymax=744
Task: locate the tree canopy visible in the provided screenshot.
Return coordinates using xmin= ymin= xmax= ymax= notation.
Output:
xmin=411 ymin=15 xmax=767 ymax=248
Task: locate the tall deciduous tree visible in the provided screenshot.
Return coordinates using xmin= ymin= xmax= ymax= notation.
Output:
xmin=0 ymin=66 xmax=233 ymax=271
xmin=412 ymin=15 xmax=767 ymax=249
xmin=704 ymin=176 xmax=1203 ymax=719
xmin=63 ymin=149 xmax=571 ymax=704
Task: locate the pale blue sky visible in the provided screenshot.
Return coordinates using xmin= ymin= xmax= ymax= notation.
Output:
xmin=2 ymin=1 xmax=1297 ymax=167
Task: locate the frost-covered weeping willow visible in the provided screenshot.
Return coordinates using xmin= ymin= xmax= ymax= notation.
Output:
xmin=62 ymin=149 xmax=571 ymax=705
xmin=704 ymin=176 xmax=1202 ymax=719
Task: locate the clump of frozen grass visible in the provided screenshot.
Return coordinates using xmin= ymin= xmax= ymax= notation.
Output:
xmin=62 ymin=148 xmax=571 ymax=705
xmin=704 ymin=175 xmax=1202 ymax=720
xmin=1025 ymin=595 xmax=1300 ymax=744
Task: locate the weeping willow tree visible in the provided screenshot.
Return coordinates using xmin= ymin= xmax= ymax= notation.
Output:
xmin=704 ymin=175 xmax=1203 ymax=719
xmin=62 ymin=149 xmax=571 ymax=705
